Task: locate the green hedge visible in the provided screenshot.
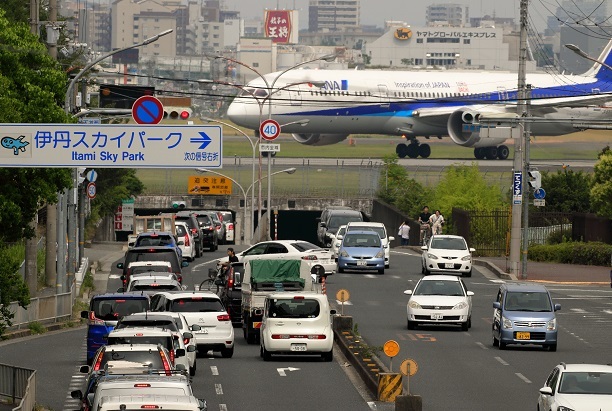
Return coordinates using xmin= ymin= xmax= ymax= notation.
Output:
xmin=529 ymin=242 xmax=612 ymax=266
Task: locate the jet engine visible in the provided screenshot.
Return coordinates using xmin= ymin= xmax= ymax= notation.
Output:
xmin=447 ymin=109 xmax=507 ymax=148
xmin=291 ymin=133 xmax=349 ymax=146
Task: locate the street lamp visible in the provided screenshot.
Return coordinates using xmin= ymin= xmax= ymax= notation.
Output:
xmin=196 ymin=167 xmax=297 ymax=244
xmin=565 ymin=43 xmax=612 ymax=70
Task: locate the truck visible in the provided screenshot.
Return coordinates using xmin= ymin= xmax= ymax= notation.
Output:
xmin=241 ymin=258 xmax=322 ymax=344
xmin=128 ymin=214 xmax=176 ymax=248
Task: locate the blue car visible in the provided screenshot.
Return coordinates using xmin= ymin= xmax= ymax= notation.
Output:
xmin=337 ymin=230 xmax=386 ymax=274
xmin=80 ymin=292 xmax=150 ymax=364
xmin=134 ymin=231 xmax=183 ymax=260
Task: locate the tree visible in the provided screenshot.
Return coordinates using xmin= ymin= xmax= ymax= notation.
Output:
xmin=378 ymin=155 xmax=431 ymax=218
xmin=590 ymin=153 xmax=612 ymax=218
xmin=0 ymin=247 xmax=30 ymax=336
xmin=539 ymin=169 xmax=592 ymax=213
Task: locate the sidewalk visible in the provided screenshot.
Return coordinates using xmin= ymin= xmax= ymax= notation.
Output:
xmin=84 ymin=241 xmax=126 ymax=293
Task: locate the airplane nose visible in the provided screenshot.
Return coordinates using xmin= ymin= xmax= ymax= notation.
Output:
xmin=227 ymin=101 xmax=247 ymax=125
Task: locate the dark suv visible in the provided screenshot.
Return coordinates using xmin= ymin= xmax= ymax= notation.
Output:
xmin=220 ymin=262 xmax=243 ymax=326
xmin=175 ymin=212 xmax=204 ymax=257
xmin=116 ymin=246 xmax=188 ymax=286
xmin=192 ymin=211 xmax=218 ymax=251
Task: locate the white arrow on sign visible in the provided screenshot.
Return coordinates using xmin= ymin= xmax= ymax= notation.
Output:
xmin=277 ymin=367 xmax=300 ymax=376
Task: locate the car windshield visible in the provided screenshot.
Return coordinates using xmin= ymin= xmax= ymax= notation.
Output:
xmin=337 ymin=226 xmax=346 ymax=237
xmin=414 ymin=280 xmax=465 ymax=296
xmin=267 ymin=298 xmax=321 ymax=319
xmin=116 ymin=320 xmax=178 ymax=332
xmin=129 ymin=283 xmax=181 ymax=292
xmin=135 ymin=235 xmax=174 ymax=247
xmin=170 ymin=297 xmax=225 ymax=313
xmin=100 ymin=350 xmax=163 ymax=370
xmin=504 ymin=291 xmax=552 ymax=312
xmin=328 ymin=215 xmax=362 ymax=229
xmin=125 ymin=251 xmax=179 ymax=271
xmin=131 ymin=266 xmax=171 ymax=275
xmin=92 ymin=298 xmax=149 ymax=320
xmin=291 ymin=241 xmax=320 ymax=252
xmin=342 ymin=233 xmax=381 ymax=248
xmin=220 ymin=212 xmax=233 ymax=222
xmin=348 ymin=226 xmax=386 ymax=238
xmin=431 ymin=237 xmax=467 ymax=250
xmin=196 ymin=215 xmax=212 ymax=226
xmin=558 ymin=372 xmax=612 ymax=394
xmin=107 ymin=336 xmax=172 ymax=351
xmin=175 ymin=225 xmax=187 ymax=237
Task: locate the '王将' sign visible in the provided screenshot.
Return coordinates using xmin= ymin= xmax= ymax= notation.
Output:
xmin=0 ymin=124 xmax=222 ymax=168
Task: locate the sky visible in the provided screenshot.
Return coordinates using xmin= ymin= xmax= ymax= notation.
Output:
xmin=225 ymin=0 xmax=528 ymax=28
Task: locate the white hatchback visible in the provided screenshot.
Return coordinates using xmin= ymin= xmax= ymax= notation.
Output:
xmin=260 ymin=292 xmax=335 ymax=361
xmin=175 ymin=221 xmax=196 ymax=261
xmin=421 ymin=235 xmax=475 ymax=277
xmin=330 ymin=225 xmax=347 ymax=259
xmin=404 ymin=275 xmax=474 ymax=331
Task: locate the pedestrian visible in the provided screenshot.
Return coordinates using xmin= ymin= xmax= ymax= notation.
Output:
xmin=398 ymin=220 xmax=411 ymax=246
xmin=429 ymin=210 xmax=445 ymax=235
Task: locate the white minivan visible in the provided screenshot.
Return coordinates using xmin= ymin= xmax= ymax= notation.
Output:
xmin=260 ymin=292 xmax=336 ymax=362
xmin=345 ymin=222 xmax=394 ymax=268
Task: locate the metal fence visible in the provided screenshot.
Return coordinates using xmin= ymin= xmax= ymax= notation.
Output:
xmin=0 ymin=363 xmax=36 ymax=411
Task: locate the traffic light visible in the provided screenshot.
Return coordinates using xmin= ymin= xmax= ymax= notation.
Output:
xmin=528 ymin=170 xmax=541 ymax=190
xmin=172 ymin=201 xmax=186 ymax=209
xmin=163 ymin=107 xmax=192 ymax=120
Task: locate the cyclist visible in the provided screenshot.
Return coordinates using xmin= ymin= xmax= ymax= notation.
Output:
xmin=429 ymin=210 xmax=445 ymax=235
xmin=218 ymin=248 xmax=239 ymax=279
xmin=418 ymin=206 xmax=432 ymax=245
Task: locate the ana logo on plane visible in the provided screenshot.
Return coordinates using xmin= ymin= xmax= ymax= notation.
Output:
xmin=319 ymin=80 xmax=349 ymax=91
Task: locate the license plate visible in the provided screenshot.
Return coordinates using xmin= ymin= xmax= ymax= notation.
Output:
xmin=291 ymin=344 xmax=307 ymax=352
xmin=431 ymin=313 xmax=443 ymax=320
xmin=516 ymin=332 xmax=530 ymax=340
xmin=200 ymin=328 xmax=208 ymax=334
xmin=444 ymin=263 xmax=455 ymax=269
xmin=357 ymin=260 xmax=367 ymax=266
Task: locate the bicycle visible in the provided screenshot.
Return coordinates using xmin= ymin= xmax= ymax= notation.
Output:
xmin=199 ymin=265 xmax=225 ymax=296
xmin=420 ymin=223 xmax=432 ymax=246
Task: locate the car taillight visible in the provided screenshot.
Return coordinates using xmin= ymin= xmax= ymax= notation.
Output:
xmin=92 ymin=352 xmax=104 ymax=371
xmin=228 ymin=224 xmax=233 ymax=230
xmin=88 ymin=311 xmax=105 ymax=326
xmin=141 ymin=406 xmax=159 ymax=409
xmin=307 ymin=335 xmax=327 ymax=340
xmin=134 ymin=383 xmax=152 ymax=388
xmin=184 ymin=235 xmax=190 ymax=246
xmin=160 ymin=351 xmax=171 ymax=376
xmin=169 ymin=348 xmax=175 ymax=364
xmin=271 ymin=334 xmax=290 ymax=339
xmin=301 ymin=255 xmax=318 ymax=260
xmin=227 ymin=276 xmax=234 ymax=288
xmin=183 ymin=338 xmax=190 ymax=345
xmin=217 ymin=314 xmax=231 ymax=322
xmin=176 ymin=274 xmax=183 ymax=284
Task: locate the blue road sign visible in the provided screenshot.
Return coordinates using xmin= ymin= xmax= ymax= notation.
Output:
xmin=132 ymin=96 xmax=164 ymax=125
xmin=190 ymin=132 xmax=212 ymax=149
xmin=513 ymin=171 xmax=522 ymax=205
xmin=86 ymin=169 xmax=98 ymax=182
xmin=534 ymin=188 xmax=546 ymax=200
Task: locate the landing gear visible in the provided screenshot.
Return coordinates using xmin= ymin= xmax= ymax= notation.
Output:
xmin=474 ymin=145 xmax=510 ymax=160
xmin=396 ymin=140 xmax=431 ymax=159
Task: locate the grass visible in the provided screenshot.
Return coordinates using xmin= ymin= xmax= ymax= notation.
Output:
xmin=28 ymin=322 xmax=46 ymax=334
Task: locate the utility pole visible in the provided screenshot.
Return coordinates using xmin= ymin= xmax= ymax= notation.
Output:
xmin=521 ymin=85 xmax=532 ymax=279
xmin=509 ymin=0 xmax=529 ymax=278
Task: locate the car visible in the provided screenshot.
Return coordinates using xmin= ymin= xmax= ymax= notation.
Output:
xmin=421 ymin=235 xmax=475 ymax=277
xmin=149 ymin=291 xmax=235 ymax=358
xmin=219 ymin=262 xmax=243 ymax=326
xmin=492 ymin=282 xmax=561 ymax=351
xmin=260 ymin=292 xmax=335 ymax=361
xmin=206 ymin=210 xmax=226 ymax=244
xmin=95 ymin=394 xmax=206 ymax=411
xmin=175 ymin=211 xmax=205 ymax=257
xmin=88 ymin=343 xmax=176 ymax=374
xmin=538 ymin=363 xmax=612 ymax=411
xmin=123 ymin=276 xmax=184 ymax=294
xmin=134 ymin=231 xmax=182 ymax=260
xmin=106 ymin=327 xmax=195 ymax=375
xmin=175 ymin=221 xmax=196 ymax=261
xmin=117 ymin=246 xmax=188 ymax=286
xmin=337 ymin=230 xmax=385 ymax=274
xmin=128 ymin=271 xmax=182 ymax=286
xmin=127 ymin=261 xmax=173 ymax=276
xmin=218 ymin=211 xmax=235 ymax=244
xmin=80 ymin=292 xmax=151 ymax=365
xmin=316 ymin=206 xmax=353 ymax=246
xmin=317 ymin=207 xmax=363 ymax=247
xmin=191 ymin=211 xmax=218 ymax=251
xmin=403 ymin=275 xmax=474 ymax=331
xmin=346 ymin=221 xmax=395 ymax=268
xmin=127 ymin=233 xmax=138 ymax=249
xmin=330 ymin=224 xmax=347 ymax=260
xmin=233 ymin=240 xmax=336 ymax=276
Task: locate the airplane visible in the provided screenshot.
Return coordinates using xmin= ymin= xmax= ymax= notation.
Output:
xmin=226 ymin=39 xmax=612 ymax=160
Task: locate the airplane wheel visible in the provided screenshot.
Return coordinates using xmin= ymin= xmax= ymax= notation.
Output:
xmin=484 ymin=146 xmax=498 ymax=160
xmin=497 ymin=145 xmax=509 ymax=160
xmin=418 ymin=144 xmax=431 ymax=158
xmin=406 ymin=144 xmax=419 ymax=158
xmin=474 ymin=147 xmax=486 ymax=159
xmin=396 ymin=143 xmax=408 ymax=158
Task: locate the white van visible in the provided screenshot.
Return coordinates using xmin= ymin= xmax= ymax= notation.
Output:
xmin=345 ymin=222 xmax=394 ymax=268
xmin=97 ymin=394 xmax=206 ymax=411
xmin=260 ymin=292 xmax=336 ymax=362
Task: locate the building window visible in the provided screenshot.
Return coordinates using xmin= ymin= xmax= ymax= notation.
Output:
xmin=213 ymin=34 xmax=219 ymax=38
xmin=467 ymin=59 xmax=471 ymax=65
xmin=416 ymin=38 xmax=423 ymax=43
xmin=133 ymin=25 xmax=139 ymax=29
xmin=253 ymin=62 xmax=259 ymax=67
xmin=154 ymin=44 xmax=160 ymax=48
xmin=463 ymin=39 xmax=470 ymax=44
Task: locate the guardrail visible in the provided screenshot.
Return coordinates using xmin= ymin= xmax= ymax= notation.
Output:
xmin=0 ymin=363 xmax=36 ymax=411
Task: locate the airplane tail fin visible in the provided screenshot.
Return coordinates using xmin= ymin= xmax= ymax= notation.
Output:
xmin=584 ymin=38 xmax=612 ymax=80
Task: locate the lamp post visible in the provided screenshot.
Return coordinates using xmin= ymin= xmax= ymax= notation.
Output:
xmin=204 ymin=53 xmax=334 ymax=241
xmin=566 ymin=43 xmax=612 ymax=70
xmin=197 ymin=167 xmax=297 ymax=244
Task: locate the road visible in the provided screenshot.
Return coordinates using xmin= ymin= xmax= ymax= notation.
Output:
xmin=3 ymin=246 xmax=611 ymax=410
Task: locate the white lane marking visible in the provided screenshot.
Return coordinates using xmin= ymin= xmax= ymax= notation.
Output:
xmin=516 ymin=373 xmax=532 ymax=384
xmin=603 ymin=310 xmax=612 ymax=314
xmin=365 ymin=301 xmax=380 ymax=306
xmin=490 ymin=279 xmax=505 ymax=283
xmin=192 ymin=257 xmax=222 ymax=271
xmin=277 ymin=367 xmax=300 ymax=376
xmin=367 ymin=401 xmax=378 ymax=410
xmin=336 ymin=300 xmax=353 ymax=305
xmin=215 ymin=383 xmax=223 ymax=395
xmin=391 ymin=250 xmax=416 ymax=256
xmin=211 ymin=365 xmax=219 ymax=376
xmin=364 ymin=274 xmax=377 ymax=279
xmin=570 ymin=308 xmax=588 ymax=313
xmin=494 ymin=356 xmax=509 ymax=366
xmin=391 ymin=275 xmax=401 ymax=279
xmin=109 ymin=274 xmax=120 ymax=279
xmin=475 ymin=342 xmax=488 ymax=350
xmin=219 ymin=405 xmax=228 ymax=411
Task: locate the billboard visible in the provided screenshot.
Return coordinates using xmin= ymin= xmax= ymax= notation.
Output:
xmin=264 ymin=10 xmax=298 ymax=44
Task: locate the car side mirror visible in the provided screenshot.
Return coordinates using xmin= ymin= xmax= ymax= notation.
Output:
xmin=493 ymin=301 xmax=501 ymax=309
xmin=420 ymin=245 xmax=428 ymax=250
xmin=79 ymin=365 xmax=90 ymax=374
xmin=467 ymin=291 xmax=474 ymax=296
xmin=183 ymin=332 xmax=193 ymax=339
xmin=190 ymin=324 xmax=201 ymax=331
xmin=554 ymin=303 xmax=561 ymax=311
xmin=80 ymin=310 xmax=88 ymax=319
xmin=116 ymin=287 xmax=125 ymax=293
xmin=175 ymin=364 xmax=187 ymax=371
xmin=187 ymin=345 xmax=196 ymax=352
xmin=120 ymin=275 xmax=126 ymax=282
xmin=403 ymin=290 xmax=413 ymax=295
xmin=71 ymin=389 xmax=83 ymax=399
xmin=175 ymin=348 xmax=186 ymax=358
xmin=336 ymin=235 xmax=343 ymax=240
xmin=469 ymin=248 xmax=476 ymax=253
xmin=330 ymin=309 xmax=337 ymax=315
xmin=320 ymin=222 xmax=327 ymax=228
xmin=177 ymin=240 xmax=184 ymax=246
xmin=388 ymin=236 xmax=395 ymax=241
xmin=182 ymin=261 xmax=189 ymax=267
xmin=116 ymin=262 xmax=124 ymax=269
xmin=539 ymin=387 xmax=553 ymax=396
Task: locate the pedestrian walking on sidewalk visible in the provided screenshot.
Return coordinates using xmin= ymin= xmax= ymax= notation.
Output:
xmin=398 ymin=220 xmax=411 ymax=246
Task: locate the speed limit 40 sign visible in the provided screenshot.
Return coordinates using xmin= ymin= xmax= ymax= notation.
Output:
xmin=259 ymin=119 xmax=281 ymax=141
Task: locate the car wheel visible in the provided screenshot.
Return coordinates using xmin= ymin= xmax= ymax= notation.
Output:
xmin=499 ymin=341 xmax=507 ymax=350
xmin=322 ymin=349 xmax=333 ymax=362
xmin=467 ymin=316 xmax=472 ymax=329
xmin=463 ymin=269 xmax=472 ymax=277
xmin=338 ymin=266 xmax=344 ymax=273
xmin=424 ymin=267 xmax=430 ymax=275
xmin=245 ymin=327 xmax=257 ymax=345
xmin=493 ymin=336 xmax=499 ymax=347
xmin=547 ymin=344 xmax=557 ymax=352
xmin=385 ymin=264 xmax=390 ymax=269
xmin=378 ymin=268 xmax=385 ymax=275
xmin=189 ymin=361 xmax=197 ymax=376
xmin=262 ymin=345 xmax=272 ymax=361
xmin=421 ymin=263 xmax=425 ymax=274
xmin=221 ymin=346 xmax=234 ymax=358
xmin=195 ymin=244 xmax=201 ymax=258
xmin=407 ymin=320 xmax=416 ymax=330
xmin=461 ymin=321 xmax=469 ymax=331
